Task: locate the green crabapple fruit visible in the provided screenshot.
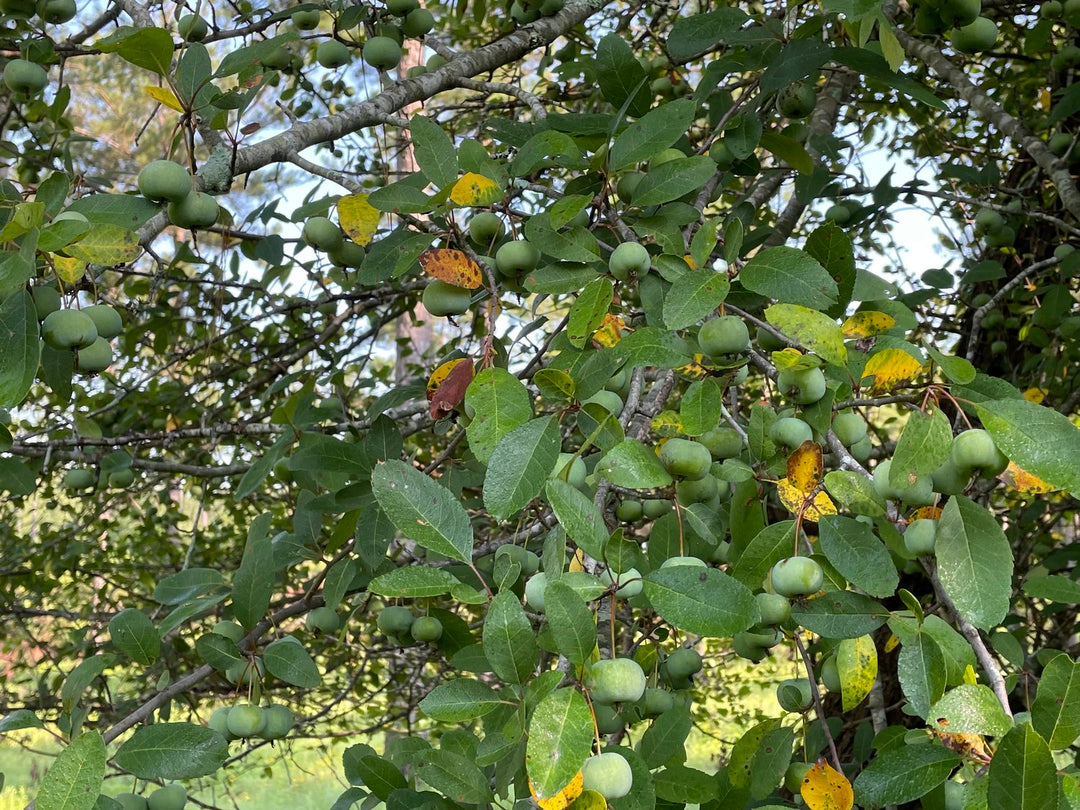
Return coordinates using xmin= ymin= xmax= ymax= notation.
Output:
xmin=608 ymin=241 xmax=651 ymax=279
xmin=582 ymin=752 xmax=633 ymax=800
xmin=589 ymin=658 xmax=646 ymax=704
xmin=316 ymin=40 xmax=351 ymax=69
xmin=904 ymin=518 xmax=938 ymax=555
xmin=770 ymin=556 xmax=824 ymax=597
xmin=665 ymin=648 xmax=703 ymax=679
xmin=377 ymin=605 xmax=414 ymax=635
xmin=698 ymin=315 xmax=750 ymax=357
xmin=950 ymin=428 xmax=1008 ymax=477
xmin=820 ymin=655 xmax=841 ymax=692
xmin=226 ymin=704 xmax=265 ymax=738
xmin=410 ymin=616 xmax=443 ymax=642
xmin=168 ymin=192 xmax=219 ymax=229
xmin=259 ymin=704 xmax=295 ymax=740
xmin=422 ymin=280 xmax=472 ymax=316
xmin=305 ymin=606 xmax=341 ymax=633
xmin=873 ymin=459 xmax=935 ymax=506
xmin=777 ymin=367 xmax=827 ymax=405
xmin=658 ymin=437 xmax=712 ymax=480
xmin=602 ymin=566 xmax=643 ymax=598
xmin=831 ymin=411 xmax=867 ymax=446
xmin=42 ymin=309 xmax=98 ymax=350
xmin=755 ymin=592 xmax=791 ymax=626
xmin=147 ymin=784 xmax=187 ymax=810
xmin=495 ymin=239 xmax=540 ymax=275
xmin=468 ymin=212 xmax=504 ymax=246
xmin=699 ymin=426 xmax=744 ymax=459
xmin=3 ymin=59 xmax=48 ymax=95
xmin=524 ymin=572 xmax=548 ymax=611
xmin=769 ymin=417 xmax=814 ymax=451
xmin=137 ymin=160 xmax=192 ymax=203
xmin=363 ymin=36 xmax=403 ymax=70
xmin=776 ymin=678 xmax=814 ymax=712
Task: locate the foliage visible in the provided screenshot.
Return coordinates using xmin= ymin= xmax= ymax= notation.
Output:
xmin=2 ymin=0 xmax=1080 ymax=809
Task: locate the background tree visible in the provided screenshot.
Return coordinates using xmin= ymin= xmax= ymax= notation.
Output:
xmin=1 ymin=0 xmax=1079 ymax=809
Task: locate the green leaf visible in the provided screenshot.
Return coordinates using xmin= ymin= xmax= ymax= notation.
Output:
xmin=594 ymin=439 xmax=673 ymax=489
xmin=264 ymin=637 xmax=321 ymax=688
xmin=419 ymin=679 xmax=502 ymax=722
xmin=484 ymin=416 xmax=561 ymax=522
xmin=369 ymin=566 xmax=461 ymax=598
xmin=66 ymin=193 xmax=160 ymax=229
xmin=724 ymin=216 xmax=744 ymax=265
xmin=371 ymin=459 xmax=472 ymax=563
xmin=610 ymin=99 xmax=697 ymax=170
xmin=410 ymin=114 xmax=458 ymax=190
xmin=195 ymin=633 xmax=241 ymax=670
xmin=750 ymin=726 xmax=796 ymax=799
xmin=1031 ymin=654 xmax=1080 ymax=749
xmin=758 ymin=129 xmax=815 ymax=175
xmin=976 ymin=398 xmax=1080 ymax=496
xmin=526 ymin=688 xmax=593 ymax=799
xmin=929 ymin=684 xmax=1012 ymax=738
xmin=925 ymin=345 xmax=977 ymax=384
xmin=654 ymin=764 xmax=719 ymax=804
xmin=833 ymin=46 xmax=947 ymax=109
xmin=852 ymin=743 xmax=960 ymax=808
xmin=61 ymin=655 xmax=116 ymax=713
xmin=232 ymin=512 xmax=275 ymax=631
xmin=818 ymin=516 xmax=898 ymax=598
xmin=935 ymin=496 xmax=1012 ymax=631
xmin=36 ymin=731 xmax=105 ymax=810
xmin=739 ymin=247 xmax=839 ymax=310
xmin=988 ymin=723 xmax=1060 ymax=810
xmin=595 ymin=33 xmax=650 ymax=117
xmin=823 ymin=471 xmax=887 ymax=517
xmin=0 ymin=709 xmax=43 ymax=732
xmin=730 ymin=521 xmax=795 ymax=588
xmin=108 ymin=609 xmax=160 ymax=666
xmin=667 ymin=8 xmax=748 ymax=60
xmin=511 ymin=130 xmax=585 ymax=177
xmin=545 ymin=478 xmax=608 ymax=559
xmin=614 ymin=326 xmax=693 ymax=368
xmin=890 ymin=408 xmax=952 ymax=490
xmin=638 ymin=705 xmax=693 ymax=769
xmin=416 ymin=749 xmax=493 ymax=804
xmin=153 ymin=568 xmax=225 ymax=605
xmin=567 ymin=277 xmax=614 ymax=348
xmin=804 ymin=224 xmax=856 ymax=315
xmin=680 ymin=378 xmax=723 ymax=437
xmin=98 ymin=26 xmax=174 ymax=75
xmin=1023 ymin=575 xmax=1080 ymax=604
xmin=482 ymin=591 xmax=536 ymax=684
xmin=633 ymin=156 xmax=717 ymax=207
xmin=543 ymin=580 xmax=596 ymax=666
xmin=790 ymin=591 xmax=888 ymax=639
xmin=728 ymin=719 xmax=779 ymax=788
xmin=764 ymin=303 xmax=847 ymax=367
xmin=663 ymin=269 xmax=731 ymax=330
xmin=642 ymin=566 xmax=757 ymax=637
xmin=114 ymin=723 xmax=229 ymax=779
xmin=347 ymin=753 xmax=406 ymax=799
xmin=760 ymin=39 xmax=831 ymax=94
xmin=897 ymin=633 xmax=946 ymax=719
xmin=0 ymin=290 xmax=39 ymax=408
xmin=465 ymin=367 xmax=532 ymax=464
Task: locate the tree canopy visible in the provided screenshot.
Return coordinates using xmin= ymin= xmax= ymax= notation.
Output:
xmin=2 ymin=0 xmax=1080 ymax=809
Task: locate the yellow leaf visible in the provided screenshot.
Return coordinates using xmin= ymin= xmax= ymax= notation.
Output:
xmin=884 ymin=633 xmax=900 ymax=653
xmin=934 ymin=730 xmax=993 ymax=764
xmin=1023 ymin=387 xmax=1047 ymax=403
xmin=778 ymin=479 xmax=837 ymax=521
xmin=771 ymin=347 xmax=813 ymax=371
xmin=418 ymin=248 xmax=483 ymax=289
xmin=837 ymin=635 xmax=877 ymax=712
xmin=675 ymin=354 xmax=711 ymax=380
xmin=144 ymin=85 xmax=184 ymax=112
xmin=449 ymin=172 xmax=503 ymax=207
xmin=861 ymin=348 xmax=923 ymax=393
xmin=337 ymin=194 xmax=380 ymax=246
xmin=52 ymin=255 xmax=86 ymax=284
xmin=1000 ymin=461 xmax=1058 ymax=494
xmin=566 ymin=789 xmax=607 ymax=810
xmin=787 ymin=441 xmax=824 ymax=493
xmin=800 ymin=761 xmax=854 ymax=810
xmin=908 ymin=505 xmax=942 ymax=521
xmin=962 ymin=664 xmax=977 ymax=686
xmin=426 ymin=358 xmax=472 ymax=398
xmin=842 ymin=310 xmax=896 ymax=339
xmin=530 ymin=771 xmax=584 ymax=809
xmin=569 ymin=548 xmax=587 ymax=573
xmin=65 ymin=225 xmax=140 ymax=265
xmin=593 ymin=314 xmax=625 ymax=348
xmin=651 ymin=411 xmax=684 ymax=437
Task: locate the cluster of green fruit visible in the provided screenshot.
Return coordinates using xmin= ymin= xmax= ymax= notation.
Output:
xmin=1042 ymin=0 xmax=1080 ymax=29
xmin=730 ymin=557 xmax=824 ymax=663
xmin=1 ymin=0 xmax=75 ymax=22
xmin=509 ymin=0 xmax=565 ymax=26
xmin=375 ymin=604 xmax=445 ymax=644
xmin=32 ymin=285 xmax=123 ymax=374
xmin=294 ymin=0 xmax=437 ymax=73
xmin=137 ymin=160 xmax=219 ymax=230
xmin=301 ymin=215 xmax=366 ymax=270
xmin=973 ymin=206 xmax=1016 ymax=248
xmin=113 ymin=784 xmax=186 ymax=810
xmin=61 ymin=465 xmax=135 ymax=491
xmin=910 ymin=0 xmax=999 ymax=53
xmin=874 ymin=428 xmax=1008 ymax=507
xmin=208 ymin=701 xmax=296 ymax=741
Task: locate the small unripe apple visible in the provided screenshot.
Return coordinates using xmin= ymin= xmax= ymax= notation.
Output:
xmin=699 ymin=426 xmax=743 ymax=459
xmin=589 ymin=658 xmax=647 ymax=704
xmin=116 ymin=794 xmax=149 ymax=810
xmin=582 ymin=752 xmax=633 ymax=799
xmin=642 ymin=687 xmax=675 ymax=716
xmin=226 ymin=704 xmax=265 ymax=738
xmin=615 ymin=499 xmax=643 ymax=522
xmin=777 ymin=367 xmax=827 ymax=405
xmin=208 ymin=706 xmax=233 ymax=739
xmin=785 ymin=762 xmax=814 ymax=794
xmin=873 ymin=459 xmax=935 ymax=506
xmin=468 ymin=212 xmax=504 ymax=247
xmin=665 ymin=648 xmax=703 ymax=679
xmin=601 ymin=566 xmax=643 ymax=598
xmin=410 ymin=616 xmax=443 ymax=642
xmin=776 ymin=678 xmax=813 ymax=712
xmin=659 ymin=438 xmax=712 ymax=480
xmin=642 ymin=498 xmax=672 ymax=518
xmin=495 ymin=239 xmax=540 ymax=275
xmin=770 ymin=557 xmax=824 ymax=597
xmin=594 ymin=703 xmax=624 ymax=735
xmin=550 ymin=452 xmax=587 ymax=488
xmin=524 ymin=572 xmax=548 ymax=612
xmin=698 ymin=315 xmax=750 ymax=357
xmin=306 ymin=606 xmax=341 ymax=633
xmin=755 ymin=592 xmax=791 ymax=626
xmin=951 ymin=428 xmax=1008 ymax=477
xmin=832 ymin=412 xmax=867 ymax=446
xmin=769 ymin=417 xmax=814 ymax=451
xmin=259 ymin=704 xmax=295 ymax=740
xmin=820 ymin=655 xmax=841 ymax=692
xmin=660 ymin=555 xmax=707 ymax=569
xmin=904 ymin=518 xmax=937 ymax=555
xmin=608 ymin=241 xmax=651 ymax=279
xmin=377 ymin=605 xmax=414 ymax=635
